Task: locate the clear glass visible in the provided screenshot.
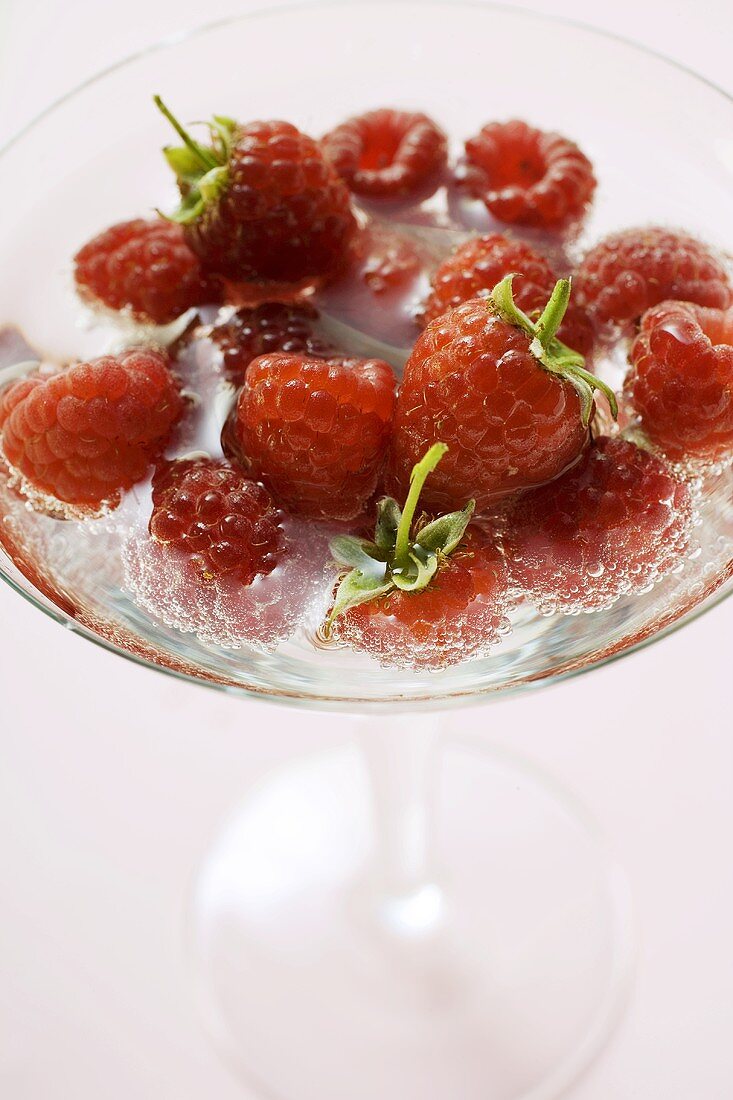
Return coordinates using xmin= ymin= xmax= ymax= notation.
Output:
xmin=190 ymin=719 xmax=636 ymax=1100
xmin=0 ymin=0 xmax=731 ymax=708
xmin=0 ymin=3 xmax=731 ymax=1096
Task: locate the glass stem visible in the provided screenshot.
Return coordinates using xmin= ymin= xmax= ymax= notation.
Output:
xmin=357 ymin=715 xmax=441 ymax=899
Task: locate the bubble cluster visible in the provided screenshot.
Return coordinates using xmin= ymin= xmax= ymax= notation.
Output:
xmin=123 ymin=516 xmax=331 ymax=650
xmin=331 ymin=532 xmax=513 ymax=670
xmin=503 ymin=436 xmax=695 ymax=614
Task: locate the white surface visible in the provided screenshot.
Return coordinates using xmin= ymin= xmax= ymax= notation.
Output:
xmin=0 ymin=1 xmax=731 ymax=1097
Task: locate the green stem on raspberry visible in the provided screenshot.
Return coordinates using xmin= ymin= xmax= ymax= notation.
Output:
xmin=153 ymin=95 xmax=220 ymax=172
xmin=489 ymin=274 xmax=618 ymax=427
xmin=489 ymin=271 xmax=538 ymax=337
xmin=326 ymin=442 xmax=473 ymax=625
xmin=393 ymin=442 xmax=448 ymax=571
xmin=533 ymin=278 xmax=578 ymax=356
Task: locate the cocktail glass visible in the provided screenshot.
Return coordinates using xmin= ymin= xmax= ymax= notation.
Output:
xmin=1 ymin=4 xmax=731 ymax=1097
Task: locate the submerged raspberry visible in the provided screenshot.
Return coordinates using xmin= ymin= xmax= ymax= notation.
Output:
xmin=360 ymin=224 xmax=422 ymax=294
xmin=74 ymin=219 xmax=221 ymax=325
xmin=332 ymin=528 xmax=511 ymax=670
xmin=419 ymin=233 xmax=595 ymax=354
xmin=627 ymin=301 xmax=733 ymax=463
xmin=461 ymin=119 xmax=596 ymax=228
xmin=575 ymin=227 xmax=732 ymax=327
xmin=322 ymin=108 xmax=448 ymax=200
xmin=387 ymin=297 xmax=590 ymax=512
xmin=235 ymin=352 xmax=396 ymax=520
xmin=503 ymin=436 xmax=693 ymax=613
xmin=129 ymin=505 xmax=328 ymax=651
xmin=149 ymin=457 xmax=285 ymax=586
xmin=209 ymin=303 xmax=337 ymax=383
xmin=0 ymin=349 xmax=183 ymax=511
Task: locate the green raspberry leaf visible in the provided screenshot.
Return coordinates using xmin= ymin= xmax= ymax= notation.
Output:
xmin=391 ymin=547 xmax=439 ymax=592
xmin=329 ymin=536 xmax=387 ymax=572
xmin=329 ymin=568 xmax=393 ymax=626
xmin=163 ymin=145 xmax=205 ymax=184
xmin=161 ymin=188 xmax=206 ymax=224
xmin=198 ymin=165 xmax=229 ymax=204
xmin=415 ymin=500 xmax=475 ymax=557
xmin=211 ymin=115 xmax=237 ymax=158
xmin=374 ymin=497 xmax=402 ymax=551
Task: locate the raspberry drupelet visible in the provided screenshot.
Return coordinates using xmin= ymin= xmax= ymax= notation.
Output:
xmin=321 ymin=108 xmax=448 ymax=200
xmin=149 ymin=457 xmax=285 ymax=586
xmin=0 ymin=348 xmax=183 ymax=511
xmin=327 ymin=443 xmax=511 ymax=669
xmin=388 ymin=275 xmax=616 ymax=512
xmin=503 ymin=436 xmax=693 ymax=614
xmin=74 ymin=218 xmax=221 ymax=325
xmin=575 ymin=226 xmax=732 ymax=327
xmin=234 ymin=352 xmax=396 ymax=521
xmin=626 ymin=300 xmax=733 ymax=463
xmin=155 ymin=98 xmax=357 ymax=284
xmin=461 ymin=119 xmax=596 ymax=229
xmin=209 ymin=302 xmax=337 ymax=384
xmin=419 ymin=233 xmax=596 ymax=355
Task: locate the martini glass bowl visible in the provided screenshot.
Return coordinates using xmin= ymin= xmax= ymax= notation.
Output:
xmin=0 ymin=3 xmax=731 ymax=1098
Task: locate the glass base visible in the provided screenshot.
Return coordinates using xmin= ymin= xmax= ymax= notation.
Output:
xmin=189 ymin=737 xmax=635 ymax=1100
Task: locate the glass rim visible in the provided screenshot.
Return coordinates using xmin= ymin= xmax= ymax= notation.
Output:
xmin=1 ymin=0 xmax=732 ymax=712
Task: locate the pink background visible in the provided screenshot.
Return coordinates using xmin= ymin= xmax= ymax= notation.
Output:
xmin=0 ymin=0 xmax=731 ymax=1095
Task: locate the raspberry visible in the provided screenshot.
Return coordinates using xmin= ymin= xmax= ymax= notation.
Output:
xmin=74 ymin=219 xmax=221 ymax=325
xmin=157 ymin=100 xmax=356 ymax=284
xmin=388 ymin=277 xmax=616 ymax=512
xmin=321 ymin=108 xmax=448 ymax=200
xmin=626 ymin=301 xmax=733 ymax=463
xmin=209 ymin=302 xmax=337 ymax=383
xmin=360 ymin=224 xmax=422 ymax=294
xmin=128 ymin=500 xmax=329 ymax=650
xmin=326 ymin=443 xmax=511 ymax=669
xmin=334 ymin=528 xmax=510 ymax=669
xmin=461 ymin=120 xmax=595 ymax=229
xmin=503 ymin=436 xmax=693 ymax=613
xmin=0 ymin=348 xmax=183 ymax=511
xmin=419 ymin=233 xmax=595 ymax=354
xmin=575 ymin=227 xmax=732 ymax=327
xmin=234 ymin=352 xmax=396 ymax=520
xmin=314 ymin=223 xmax=425 ymax=352
xmin=149 ymin=457 xmax=285 ymax=585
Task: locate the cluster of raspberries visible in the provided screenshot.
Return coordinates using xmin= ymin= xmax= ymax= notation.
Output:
xmin=1 ymin=101 xmax=731 ymax=669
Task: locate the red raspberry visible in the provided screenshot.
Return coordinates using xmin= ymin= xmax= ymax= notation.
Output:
xmin=74 ymin=219 xmax=221 ymax=326
xmin=315 ymin=223 xmax=425 ymax=351
xmin=575 ymin=227 xmax=732 ymax=327
xmin=321 ymin=108 xmax=448 ymax=200
xmin=0 ymin=375 xmax=43 ymax=427
xmin=0 ymin=349 xmax=183 ymax=511
xmin=503 ymin=436 xmax=693 ymax=613
xmin=326 ymin=442 xmax=511 ymax=669
xmin=234 ymin=352 xmax=396 ymax=521
xmin=156 ymin=99 xmax=356 ymax=284
xmin=461 ymin=120 xmax=595 ymax=229
xmin=334 ymin=528 xmax=510 ymax=669
xmin=419 ymin=233 xmax=595 ymax=354
xmin=209 ymin=302 xmax=337 ymax=383
xmin=360 ymin=224 xmax=422 ymax=295
xmin=388 ymin=277 xmax=616 ymax=512
xmin=149 ymin=458 xmax=285 ymax=586
xmin=626 ymin=301 xmax=733 ymax=463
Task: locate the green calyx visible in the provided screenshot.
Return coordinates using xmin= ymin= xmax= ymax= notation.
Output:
xmin=154 ymin=95 xmax=236 ymax=224
xmin=489 ymin=274 xmax=618 ymax=427
xmin=326 ymin=443 xmax=475 ymax=630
